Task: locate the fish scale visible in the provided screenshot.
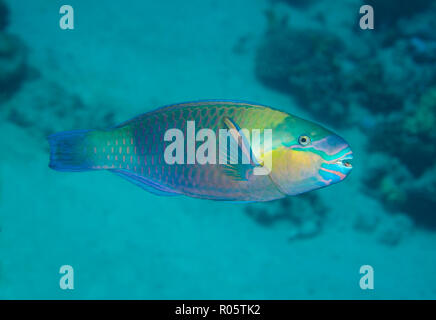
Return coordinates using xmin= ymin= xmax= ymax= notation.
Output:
xmin=100 ymin=102 xmax=285 ymax=200
xmin=48 ymin=100 xmax=353 ymax=201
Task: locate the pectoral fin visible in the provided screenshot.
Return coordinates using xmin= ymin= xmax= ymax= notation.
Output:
xmin=220 ymin=117 xmax=263 ymax=181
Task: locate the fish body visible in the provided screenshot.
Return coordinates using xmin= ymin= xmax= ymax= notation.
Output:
xmin=48 ymin=100 xmax=353 ymax=202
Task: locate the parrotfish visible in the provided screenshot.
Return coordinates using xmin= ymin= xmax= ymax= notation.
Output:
xmin=48 ymin=100 xmax=353 ymax=202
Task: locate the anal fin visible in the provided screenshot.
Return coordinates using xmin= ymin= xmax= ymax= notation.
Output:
xmin=110 ymin=169 xmax=180 ymax=197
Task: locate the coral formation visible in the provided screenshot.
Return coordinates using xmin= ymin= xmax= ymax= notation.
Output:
xmin=348 ymin=60 xmax=404 ymax=114
xmin=350 ymin=39 xmax=436 ymax=115
xmin=369 ymin=87 xmax=436 ymax=177
xmin=2 ymin=78 xmax=116 ymax=140
xmin=255 ymin=26 xmax=349 ymax=125
xmin=245 ymin=193 xmax=326 ymax=241
xmin=365 ymin=0 xmax=433 ymax=28
xmin=272 ymin=0 xmax=317 ymax=8
xmin=363 ymin=86 xmax=436 ymax=228
xmin=255 ymin=3 xmax=436 ymax=125
xmin=394 ymin=6 xmax=436 ymax=63
xmin=0 ymin=0 xmax=8 ymax=31
xmin=0 ymin=0 xmax=113 ymax=141
xmin=0 ymin=33 xmax=27 ymax=101
xmin=355 ymin=2 xmax=436 ymax=228
xmin=363 ymin=154 xmax=411 ymax=209
xmin=0 ymin=1 xmax=28 ymax=102
xmin=403 ymin=87 xmax=436 ymax=140
xmin=255 ymin=2 xmax=436 ymax=230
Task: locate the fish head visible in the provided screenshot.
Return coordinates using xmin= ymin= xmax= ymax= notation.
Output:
xmin=266 ymin=116 xmax=353 ymax=195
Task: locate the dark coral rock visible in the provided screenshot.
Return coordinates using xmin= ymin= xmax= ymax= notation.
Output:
xmin=392 ymin=6 xmax=436 ymax=64
xmin=255 ymin=27 xmax=349 ymax=125
xmin=407 ymin=37 xmax=436 ymax=64
xmin=347 ymin=32 xmax=436 ymax=115
xmin=271 ymin=0 xmax=318 ymax=8
xmin=368 ymin=87 xmax=436 ymax=177
xmin=363 ymin=154 xmax=411 ymax=210
xmin=370 ymin=122 xmax=435 ymax=177
xmin=403 ymin=189 xmax=436 ymax=230
xmin=0 ymin=0 xmax=9 ymax=31
xmin=366 ymin=0 xmax=433 ymax=28
xmin=343 ymin=36 xmax=435 ymax=116
xmin=363 ymin=86 xmax=436 ymax=229
xmin=364 ymin=161 xmax=436 ymax=229
xmin=348 ymin=61 xmax=404 ymax=114
xmin=0 ymin=33 xmax=28 ymax=101
xmin=256 ymin=3 xmax=436 ymax=125
xmin=245 ymin=193 xmax=326 ymax=240
xmin=3 ymin=78 xmax=116 ymax=140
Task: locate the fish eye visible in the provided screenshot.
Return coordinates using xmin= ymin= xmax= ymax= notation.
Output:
xmin=298 ymin=135 xmax=311 ymax=146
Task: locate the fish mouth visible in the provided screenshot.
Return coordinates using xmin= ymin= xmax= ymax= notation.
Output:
xmin=335 ymin=154 xmax=353 ymax=169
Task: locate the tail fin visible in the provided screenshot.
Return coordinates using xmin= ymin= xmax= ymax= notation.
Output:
xmin=48 ymin=129 xmax=95 ymax=172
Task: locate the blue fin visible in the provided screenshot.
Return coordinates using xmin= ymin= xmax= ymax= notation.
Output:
xmin=110 ymin=169 xmax=180 ymax=197
xmin=47 ymin=129 xmax=95 ymax=172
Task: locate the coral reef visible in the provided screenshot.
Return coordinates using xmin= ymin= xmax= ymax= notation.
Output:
xmin=2 ymin=78 xmax=116 ymax=140
xmin=363 ymin=154 xmax=411 ymax=210
xmin=363 ymin=87 xmax=436 ymax=228
xmin=369 ymin=165 xmax=436 ymax=230
xmin=394 ymin=6 xmax=436 ymax=63
xmin=0 ymin=33 xmax=27 ymax=101
xmin=255 ymin=3 xmax=436 ymax=125
xmin=255 ymin=1 xmax=436 ymax=232
xmin=348 ymin=60 xmax=404 ymax=115
xmin=349 ymin=39 xmax=436 ymax=115
xmin=355 ymin=2 xmax=436 ymax=229
xmin=255 ymin=25 xmax=350 ymax=125
xmin=365 ymin=0 xmax=434 ymax=28
xmin=0 ymin=1 xmax=28 ymax=102
xmin=0 ymin=0 xmax=8 ymax=31
xmin=271 ymin=0 xmax=317 ymax=8
xmin=0 ymin=0 xmax=113 ymax=142
xmin=245 ymin=193 xmax=326 ymax=241
xmin=368 ymin=87 xmax=436 ymax=177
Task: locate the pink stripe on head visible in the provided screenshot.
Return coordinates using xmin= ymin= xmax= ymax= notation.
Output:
xmin=320 ymin=167 xmax=346 ymax=180
xmin=312 ymin=136 xmax=349 ymax=156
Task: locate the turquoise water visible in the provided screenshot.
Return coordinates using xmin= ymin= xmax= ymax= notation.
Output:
xmin=0 ymin=0 xmax=435 ymax=299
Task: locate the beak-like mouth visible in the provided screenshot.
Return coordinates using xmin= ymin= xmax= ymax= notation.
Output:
xmin=336 ymin=154 xmax=353 ymax=169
